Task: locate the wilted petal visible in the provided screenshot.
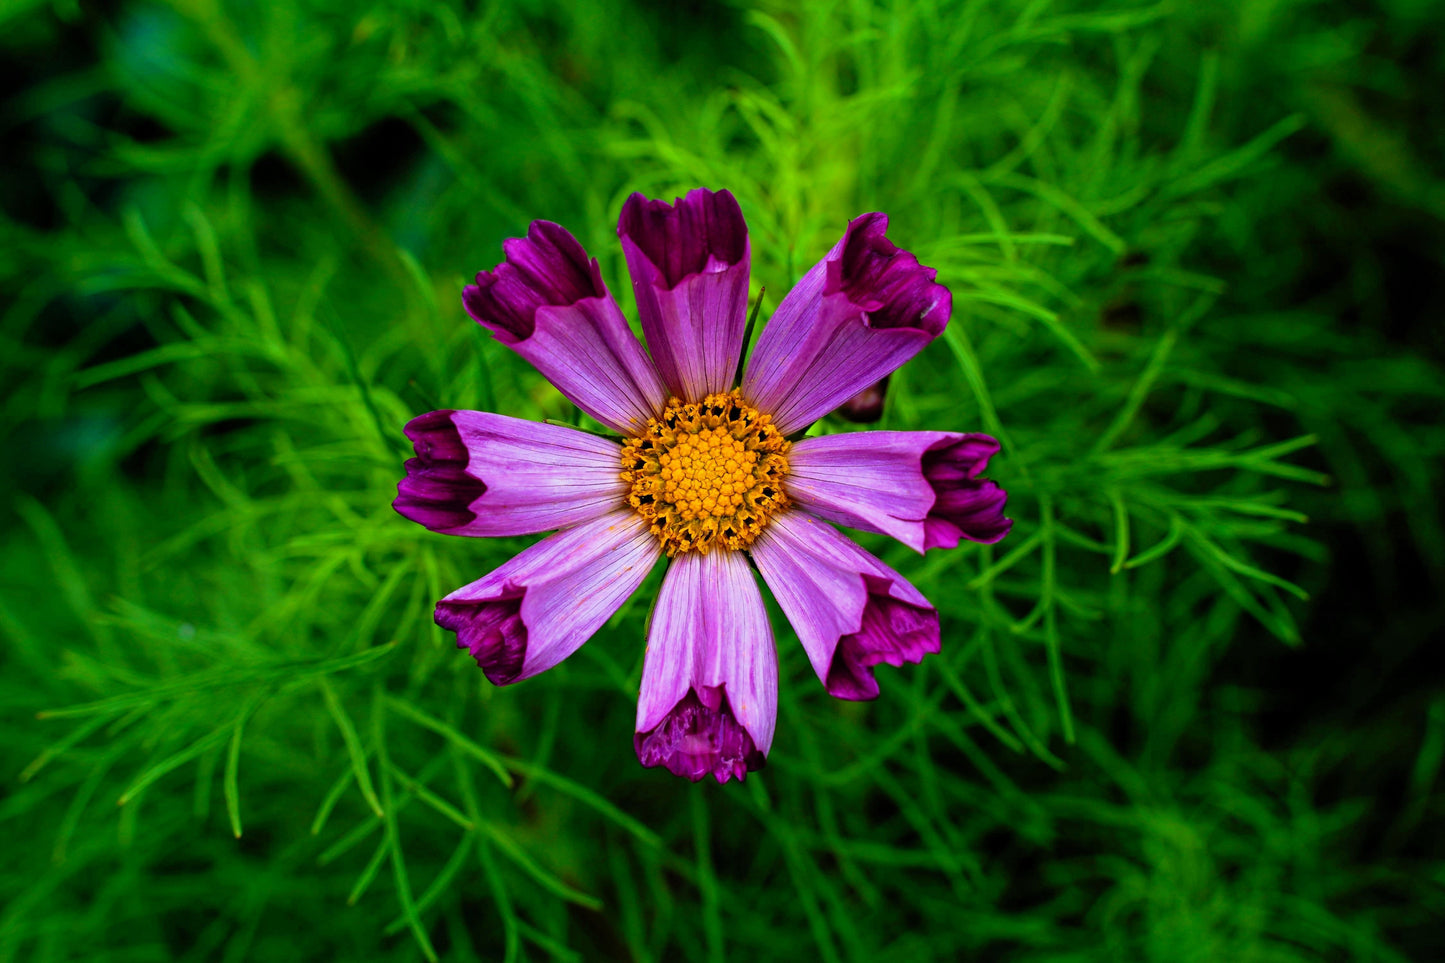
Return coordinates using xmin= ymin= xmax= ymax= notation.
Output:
xmin=750 ymin=512 xmax=939 ymax=701
xmin=394 ymin=410 xmax=627 ymax=537
xmin=635 ymin=549 xmax=776 ymax=782
xmin=789 ymin=431 xmax=1011 ymax=552
xmin=436 ymin=511 xmax=661 ymax=685
xmin=634 ymin=690 xmax=766 ymax=785
xmin=920 ymin=434 xmax=1013 ymax=550
xmin=742 ymin=213 xmax=951 ymax=434
xmin=619 ymin=189 xmax=750 ymax=401
xmin=391 ymin=410 xmax=486 ymax=534
xmin=463 ymin=221 xmax=667 ymax=434
xmin=461 ymin=221 xmax=599 ymax=337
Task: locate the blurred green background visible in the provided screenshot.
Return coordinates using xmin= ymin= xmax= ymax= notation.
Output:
xmin=2 ymin=0 xmax=1443 ymax=960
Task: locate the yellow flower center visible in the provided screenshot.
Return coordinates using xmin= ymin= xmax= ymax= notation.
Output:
xmin=621 ymin=391 xmax=790 ymax=556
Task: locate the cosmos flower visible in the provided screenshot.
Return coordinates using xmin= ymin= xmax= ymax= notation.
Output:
xmin=394 ymin=189 xmax=1011 ymax=782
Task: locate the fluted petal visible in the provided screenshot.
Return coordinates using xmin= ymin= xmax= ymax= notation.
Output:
xmin=463 ymin=220 xmax=667 ymax=434
xmin=919 ymin=434 xmax=1013 ymax=550
xmin=634 ymin=549 xmax=776 ymax=782
xmin=619 ymin=189 xmax=751 ymax=401
xmin=394 ymin=410 xmax=627 ymax=537
xmin=789 ymin=430 xmax=1011 ymax=552
xmin=435 ymin=510 xmax=661 ymax=685
xmin=750 ymin=512 xmax=940 ymax=701
xmin=742 ymin=213 xmax=951 ymax=434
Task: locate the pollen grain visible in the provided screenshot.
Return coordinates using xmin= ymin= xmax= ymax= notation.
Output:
xmin=621 ymin=391 xmax=790 ymax=556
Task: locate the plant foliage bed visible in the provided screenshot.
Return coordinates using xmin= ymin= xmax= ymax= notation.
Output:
xmin=2 ymin=1 xmax=1442 ymax=961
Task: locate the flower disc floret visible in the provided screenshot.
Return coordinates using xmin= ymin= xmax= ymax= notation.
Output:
xmin=622 ymin=391 xmax=790 ymax=556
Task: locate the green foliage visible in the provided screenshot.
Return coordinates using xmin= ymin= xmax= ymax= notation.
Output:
xmin=2 ymin=1 xmax=1441 ymax=961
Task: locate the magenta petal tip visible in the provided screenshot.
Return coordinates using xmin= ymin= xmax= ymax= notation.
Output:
xmin=921 ymin=435 xmax=1013 ymax=549
xmin=824 ymin=575 xmax=941 ymax=701
xmin=618 ymin=187 xmax=747 ymax=286
xmin=635 ymin=688 xmax=765 ymax=783
xmin=435 ymin=593 xmax=527 ymax=685
xmin=827 ymin=212 xmax=951 ymax=337
xmin=462 ymin=221 xmax=605 ymax=343
xmin=393 ymin=410 xmax=486 ymax=533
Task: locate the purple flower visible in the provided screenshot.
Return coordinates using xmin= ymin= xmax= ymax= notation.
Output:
xmin=396 ymin=188 xmax=1012 ymax=783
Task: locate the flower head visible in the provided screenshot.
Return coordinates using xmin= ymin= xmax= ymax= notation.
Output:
xmin=395 ymin=188 xmax=1012 ymax=782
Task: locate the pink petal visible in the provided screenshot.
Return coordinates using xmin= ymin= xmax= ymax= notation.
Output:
xmin=634 ymin=550 xmax=777 ymax=782
xmin=919 ymin=434 xmax=1013 ymax=550
xmin=435 ymin=510 xmax=661 ymax=685
xmin=742 ymin=213 xmax=951 ymax=434
xmin=394 ymin=410 xmax=627 ymax=537
xmin=750 ymin=512 xmax=940 ymax=701
xmin=463 ymin=221 xmax=667 ymax=435
xmin=789 ymin=431 xmax=1012 ymax=553
xmin=619 ymin=189 xmax=751 ymax=401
